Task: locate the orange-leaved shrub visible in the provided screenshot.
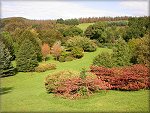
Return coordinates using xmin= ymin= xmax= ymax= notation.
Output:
xmin=44 ymin=70 xmax=111 ymax=99
xmin=90 ymin=64 xmax=150 ymax=91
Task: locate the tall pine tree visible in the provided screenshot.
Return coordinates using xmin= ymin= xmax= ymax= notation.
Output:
xmin=16 ymin=39 xmax=38 ymax=72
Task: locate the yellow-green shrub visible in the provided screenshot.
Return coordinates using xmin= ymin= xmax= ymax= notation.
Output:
xmin=35 ymin=63 xmax=56 ymax=72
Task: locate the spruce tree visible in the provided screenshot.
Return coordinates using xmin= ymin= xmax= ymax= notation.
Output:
xmin=16 ymin=39 xmax=38 ymax=72
xmin=0 ymin=36 xmax=15 ymax=77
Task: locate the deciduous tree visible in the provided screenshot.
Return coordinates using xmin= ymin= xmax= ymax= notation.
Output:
xmin=41 ymin=43 xmax=50 ymax=61
xmin=51 ymin=41 xmax=62 ymax=60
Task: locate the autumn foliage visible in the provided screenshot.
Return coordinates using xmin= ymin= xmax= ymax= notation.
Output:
xmin=90 ymin=64 xmax=150 ymax=91
xmin=50 ymin=41 xmax=62 ymax=60
xmin=45 ymin=64 xmax=149 ymax=99
xmin=41 ymin=43 xmax=50 ymax=61
xmin=45 ymin=70 xmax=111 ymax=99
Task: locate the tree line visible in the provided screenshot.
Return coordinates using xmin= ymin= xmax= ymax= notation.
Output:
xmin=0 ymin=16 xmax=149 ymax=77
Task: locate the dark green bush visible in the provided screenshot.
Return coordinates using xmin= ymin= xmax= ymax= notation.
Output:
xmin=112 ymin=38 xmax=132 ymax=67
xmin=93 ymin=52 xmax=114 ymax=68
xmin=66 ymin=36 xmax=97 ymax=52
xmin=128 ymin=35 xmax=150 ymax=66
xmin=63 ymin=26 xmax=83 ymax=37
xmin=123 ymin=17 xmax=149 ymax=42
xmin=100 ymin=43 xmax=115 ymax=49
xmin=64 ymin=19 xmax=80 ymax=25
xmin=128 ymin=38 xmax=142 ymax=64
xmin=71 ymin=47 xmax=84 ymax=59
xmin=135 ymin=36 xmax=150 ymax=66
xmin=107 ymin=21 xmax=128 ymax=26
xmin=58 ymin=50 xmax=74 ymax=62
xmin=82 ymin=41 xmax=97 ymax=52
xmin=93 ymin=38 xmax=132 ymax=68
xmin=84 ymin=22 xmax=107 ymax=43
xmin=56 ymin=18 xmax=64 ymax=24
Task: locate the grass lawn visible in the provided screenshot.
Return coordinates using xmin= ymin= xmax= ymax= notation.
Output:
xmin=77 ymin=23 xmax=94 ymax=31
xmin=0 ymin=48 xmax=149 ymax=112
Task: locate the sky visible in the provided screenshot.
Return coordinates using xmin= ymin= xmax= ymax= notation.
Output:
xmin=1 ymin=0 xmax=149 ymax=20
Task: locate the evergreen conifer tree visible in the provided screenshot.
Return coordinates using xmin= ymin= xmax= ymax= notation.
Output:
xmin=112 ymin=38 xmax=131 ymax=66
xmin=16 ymin=39 xmax=38 ymax=72
xmin=19 ymin=29 xmax=42 ymax=61
xmin=0 ymin=36 xmax=15 ymax=77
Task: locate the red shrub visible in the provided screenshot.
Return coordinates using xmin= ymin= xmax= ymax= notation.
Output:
xmin=54 ymin=77 xmax=111 ymax=99
xmin=45 ymin=71 xmax=111 ymax=99
xmin=90 ymin=64 xmax=150 ymax=91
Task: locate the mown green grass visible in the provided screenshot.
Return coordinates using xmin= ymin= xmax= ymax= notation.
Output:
xmin=77 ymin=23 xmax=94 ymax=31
xmin=1 ymin=48 xmax=149 ymax=112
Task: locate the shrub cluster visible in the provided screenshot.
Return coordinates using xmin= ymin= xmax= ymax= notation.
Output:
xmin=65 ymin=36 xmax=97 ymax=52
xmin=35 ymin=63 xmax=56 ymax=72
xmin=59 ymin=55 xmax=74 ymax=62
xmin=107 ymin=21 xmax=128 ymax=26
xmin=45 ymin=70 xmax=111 ymax=99
xmin=56 ymin=18 xmax=79 ymax=25
xmin=58 ymin=47 xmax=84 ymax=62
xmin=112 ymin=38 xmax=131 ymax=67
xmin=58 ymin=51 xmax=74 ymax=62
xmin=128 ymin=35 xmax=150 ymax=66
xmin=123 ymin=17 xmax=149 ymax=41
xmin=90 ymin=64 xmax=150 ymax=91
xmin=93 ymin=52 xmax=114 ymax=68
xmin=84 ymin=22 xmax=107 ymax=43
xmin=62 ymin=26 xmax=83 ymax=37
xmin=93 ymin=38 xmax=131 ymax=68
xmin=84 ymin=21 xmax=127 ymax=44
xmin=70 ymin=47 xmax=84 ymax=59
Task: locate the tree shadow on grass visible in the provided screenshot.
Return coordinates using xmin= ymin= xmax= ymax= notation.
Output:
xmin=0 ymin=87 xmax=13 ymax=95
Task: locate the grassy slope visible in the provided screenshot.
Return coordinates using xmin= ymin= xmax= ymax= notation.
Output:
xmin=1 ymin=48 xmax=149 ymax=112
xmin=77 ymin=23 xmax=94 ymax=31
